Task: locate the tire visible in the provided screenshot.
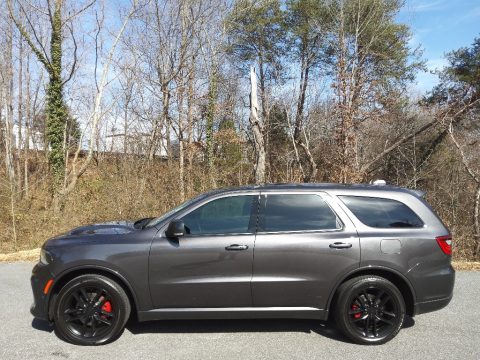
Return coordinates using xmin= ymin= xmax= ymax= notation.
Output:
xmin=53 ymin=274 xmax=131 ymax=345
xmin=334 ymin=275 xmax=405 ymax=345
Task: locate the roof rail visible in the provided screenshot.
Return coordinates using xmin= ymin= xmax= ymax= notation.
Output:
xmin=371 ymin=179 xmax=387 ymax=185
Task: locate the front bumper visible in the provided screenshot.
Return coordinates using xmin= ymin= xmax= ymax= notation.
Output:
xmin=30 ymin=263 xmax=54 ymax=321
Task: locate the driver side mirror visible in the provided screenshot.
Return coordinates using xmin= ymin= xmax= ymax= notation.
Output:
xmin=165 ymin=220 xmax=185 ymax=238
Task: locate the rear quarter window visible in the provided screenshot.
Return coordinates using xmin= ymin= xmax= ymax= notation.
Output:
xmin=339 ymin=196 xmax=424 ymax=228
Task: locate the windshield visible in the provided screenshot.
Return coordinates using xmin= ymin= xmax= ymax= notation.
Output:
xmin=144 ymin=193 xmax=209 ymax=228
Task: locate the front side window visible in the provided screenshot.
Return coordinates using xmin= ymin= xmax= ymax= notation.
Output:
xmin=259 ymin=194 xmax=340 ymax=232
xmin=339 ymin=196 xmax=424 ymax=228
xmin=181 ymin=195 xmax=255 ymax=235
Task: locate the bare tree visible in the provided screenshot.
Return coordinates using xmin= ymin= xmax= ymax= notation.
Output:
xmin=449 ymin=125 xmax=480 ymax=258
xmin=56 ymin=0 xmax=138 ymax=209
xmin=7 ymin=0 xmax=96 ymax=189
xmin=1 ymin=12 xmax=18 ymax=249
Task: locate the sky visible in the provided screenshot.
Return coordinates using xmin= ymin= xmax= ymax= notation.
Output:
xmin=397 ymin=0 xmax=480 ymax=93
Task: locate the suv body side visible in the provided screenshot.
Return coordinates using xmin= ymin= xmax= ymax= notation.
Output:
xmin=33 ymin=184 xmax=454 ymax=327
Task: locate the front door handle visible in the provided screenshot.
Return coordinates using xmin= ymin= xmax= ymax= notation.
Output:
xmin=329 ymin=242 xmax=352 ymax=249
xmin=225 ymin=244 xmax=249 ymax=251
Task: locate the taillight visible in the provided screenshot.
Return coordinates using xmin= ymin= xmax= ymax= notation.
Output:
xmin=436 ymin=235 xmax=452 ymax=256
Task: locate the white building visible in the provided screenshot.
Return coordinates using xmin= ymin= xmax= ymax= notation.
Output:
xmin=102 ymin=130 xmax=168 ymax=158
xmin=7 ymin=122 xmax=167 ymax=158
xmin=11 ymin=123 xmax=45 ymax=151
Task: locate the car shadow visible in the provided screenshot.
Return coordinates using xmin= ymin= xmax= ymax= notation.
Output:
xmin=127 ymin=318 xmax=349 ymax=342
xmin=126 ymin=316 xmax=415 ymax=343
xmin=31 ymin=315 xmax=415 ymax=343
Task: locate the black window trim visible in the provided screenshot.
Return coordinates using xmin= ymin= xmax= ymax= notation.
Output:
xmin=170 ymin=192 xmax=260 ymax=237
xmin=257 ymin=191 xmax=344 ymax=235
xmin=338 ymin=195 xmax=425 ymax=230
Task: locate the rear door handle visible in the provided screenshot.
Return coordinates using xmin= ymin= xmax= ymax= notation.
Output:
xmin=225 ymin=244 xmax=249 ymax=251
xmin=329 ymin=242 xmax=352 ymax=249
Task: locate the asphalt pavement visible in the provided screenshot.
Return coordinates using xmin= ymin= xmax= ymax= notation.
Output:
xmin=0 ymin=262 xmax=478 ymax=360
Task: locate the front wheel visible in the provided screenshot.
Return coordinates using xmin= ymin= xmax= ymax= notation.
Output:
xmin=53 ymin=274 xmax=131 ymax=345
xmin=334 ymin=275 xmax=406 ymax=345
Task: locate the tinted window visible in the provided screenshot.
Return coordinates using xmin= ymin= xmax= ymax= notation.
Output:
xmin=260 ymin=194 xmax=339 ymax=232
xmin=181 ymin=195 xmax=255 ymax=235
xmin=339 ymin=196 xmax=423 ymax=228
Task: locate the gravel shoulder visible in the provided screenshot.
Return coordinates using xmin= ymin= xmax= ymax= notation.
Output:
xmin=0 ymin=262 xmax=479 ymax=360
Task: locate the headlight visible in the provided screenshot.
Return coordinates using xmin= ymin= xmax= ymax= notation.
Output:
xmin=40 ymin=248 xmax=53 ymax=264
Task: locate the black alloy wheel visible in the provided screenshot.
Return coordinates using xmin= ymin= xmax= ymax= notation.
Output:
xmin=54 ymin=274 xmax=130 ymax=345
xmin=62 ymin=286 xmax=116 ymax=338
xmin=334 ymin=275 xmax=405 ymax=345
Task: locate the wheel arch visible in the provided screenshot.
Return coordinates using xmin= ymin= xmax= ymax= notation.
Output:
xmin=48 ymin=265 xmax=139 ymax=321
xmin=327 ymin=266 xmax=416 ymax=317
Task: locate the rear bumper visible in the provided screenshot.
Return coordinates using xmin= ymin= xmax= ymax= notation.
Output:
xmin=414 ymin=294 xmax=453 ymax=315
xmin=30 ymin=263 xmax=54 ymax=321
xmin=409 ymin=262 xmax=455 ymax=316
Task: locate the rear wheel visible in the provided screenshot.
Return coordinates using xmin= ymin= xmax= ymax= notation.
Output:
xmin=334 ymin=275 xmax=405 ymax=345
xmin=53 ymin=274 xmax=130 ymax=345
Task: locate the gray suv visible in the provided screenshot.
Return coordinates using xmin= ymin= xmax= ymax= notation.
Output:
xmin=31 ymin=183 xmax=455 ymax=345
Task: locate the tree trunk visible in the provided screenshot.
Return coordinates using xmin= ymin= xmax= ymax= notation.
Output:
xmin=3 ymin=15 xmax=17 ymax=249
xmin=250 ymin=66 xmax=266 ymax=184
xmin=474 ymin=184 xmax=480 ymax=259
xmin=123 ymin=90 xmax=130 ymax=156
xmin=177 ymin=79 xmax=186 ymax=201
xmin=186 ymin=57 xmax=195 ymax=194
xmin=4 ymin=15 xmax=15 ymax=187
xmin=16 ymin=37 xmax=23 ymax=194
xmin=162 ymin=84 xmax=172 ymax=163
xmin=179 ymin=133 xmax=185 ymax=201
xmin=294 ymin=47 xmax=317 ymax=182
xmin=206 ymin=67 xmax=217 ymax=186
xmin=257 ymin=55 xmax=270 ymax=180
xmin=335 ymin=7 xmax=358 ymax=183
xmin=47 ymin=0 xmax=67 ymax=188
xmin=24 ymin=54 xmax=31 ymax=197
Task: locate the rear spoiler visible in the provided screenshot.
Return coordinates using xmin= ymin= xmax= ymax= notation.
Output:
xmin=409 ymin=189 xmax=426 ymax=198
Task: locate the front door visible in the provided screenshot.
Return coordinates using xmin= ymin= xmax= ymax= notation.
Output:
xmin=149 ymin=193 xmax=258 ymax=308
xmin=252 ymin=192 xmax=360 ymax=310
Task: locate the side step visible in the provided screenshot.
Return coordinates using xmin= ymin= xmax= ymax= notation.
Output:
xmin=137 ymin=306 xmax=327 ymax=321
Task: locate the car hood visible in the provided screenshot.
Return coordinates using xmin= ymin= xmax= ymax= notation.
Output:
xmin=65 ymin=220 xmax=136 ymax=237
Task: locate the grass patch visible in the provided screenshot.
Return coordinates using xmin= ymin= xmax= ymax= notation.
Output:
xmin=0 ymin=248 xmax=40 ymax=263
xmin=452 ymin=261 xmax=480 ymax=271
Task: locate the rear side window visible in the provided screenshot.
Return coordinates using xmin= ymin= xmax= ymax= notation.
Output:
xmin=339 ymin=196 xmax=423 ymax=228
xmin=260 ymin=194 xmax=340 ymax=232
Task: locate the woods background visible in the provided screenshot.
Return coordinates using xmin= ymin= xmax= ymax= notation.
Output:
xmin=0 ymin=0 xmax=479 ymax=259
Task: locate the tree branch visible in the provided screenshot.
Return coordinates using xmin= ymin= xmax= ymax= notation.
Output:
xmin=62 ymin=22 xmax=78 ymax=86
xmin=63 ymin=0 xmax=96 ymax=25
xmin=361 ymin=95 xmax=480 ymax=173
xmin=448 ymin=125 xmax=480 ymax=184
xmin=7 ymin=0 xmax=51 ymax=72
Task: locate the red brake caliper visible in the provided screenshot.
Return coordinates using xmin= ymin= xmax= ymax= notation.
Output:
xmin=102 ymin=301 xmax=112 ymax=313
xmin=352 ymin=304 xmax=362 ymax=319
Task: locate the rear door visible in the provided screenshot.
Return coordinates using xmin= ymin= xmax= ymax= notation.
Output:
xmin=252 ymin=192 xmax=360 ymax=310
